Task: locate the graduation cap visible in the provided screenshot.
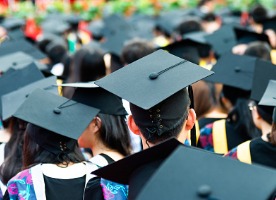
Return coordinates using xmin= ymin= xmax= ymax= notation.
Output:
xmin=0 ymin=39 xmax=46 ymax=59
xmin=155 ymin=13 xmax=184 ymax=37
xmin=259 ymin=80 xmax=276 ymax=123
xmin=87 ymin=19 xmax=105 ymax=40
xmin=95 ymin=50 xmax=213 ymax=144
xmin=93 ymin=137 xmax=183 ymax=198
xmin=2 ymin=76 xmax=57 ymax=121
xmin=204 ymin=53 xmax=256 ymax=91
xmin=251 ymin=60 xmax=276 ymax=101
xmin=58 ymin=82 xmax=127 ymax=115
xmin=0 ymin=52 xmax=34 ymax=73
xmin=261 ymin=15 xmax=276 ymax=32
xmin=0 ymin=18 xmax=25 ymax=30
xmin=0 ymin=64 xmax=44 ymax=118
xmin=13 ymin=89 xmax=100 ymax=155
xmin=204 ymin=25 xmax=236 ymax=56
xmin=161 ymin=38 xmax=211 ymax=64
xmin=41 ymin=19 xmax=70 ymax=35
xmin=183 ymin=31 xmax=207 ymax=44
xmin=234 ymin=26 xmax=270 ymax=45
xmin=135 ymin=145 xmax=276 ymax=200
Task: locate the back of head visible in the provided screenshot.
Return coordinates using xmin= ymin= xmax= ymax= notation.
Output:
xmin=175 ymin=19 xmax=203 ymax=36
xmin=46 ymin=41 xmax=67 ymax=65
xmin=98 ymin=113 xmax=132 ymax=156
xmin=249 ymin=5 xmax=267 ymax=24
xmin=244 ymin=41 xmax=271 ymax=61
xmin=23 ymin=123 xmax=84 ymax=169
xmin=222 ymin=85 xmax=251 ymax=106
xmin=130 ymin=88 xmax=191 ymax=144
xmin=121 ymin=38 xmax=155 ymax=65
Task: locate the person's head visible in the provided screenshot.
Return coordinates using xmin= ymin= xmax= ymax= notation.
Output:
xmin=248 ymin=100 xmax=274 ymax=129
xmin=220 ymin=85 xmax=251 ymax=112
xmin=175 ymin=19 xmax=203 ymax=37
xmin=45 ymin=40 xmax=68 ymax=65
xmin=23 ymin=123 xmax=85 ymax=169
xmin=67 ymin=85 xmax=132 ymax=156
xmin=198 ymin=0 xmax=215 ymax=13
xmin=249 ymin=5 xmax=267 ymax=24
xmin=128 ymin=88 xmax=196 ymax=147
xmin=79 ymin=114 xmax=131 ymax=156
xmin=69 ymin=47 xmax=106 ymax=82
xmin=193 ymin=81 xmax=216 ymax=119
xmin=121 ymin=38 xmax=155 ymax=65
xmin=0 ymin=118 xmax=26 ymax=185
xmin=201 ymin=13 xmax=222 ymax=33
xmin=243 ymin=41 xmax=271 ymax=61
xmin=63 ymin=47 xmax=106 ymax=98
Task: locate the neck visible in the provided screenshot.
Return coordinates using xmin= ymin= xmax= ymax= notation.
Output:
xmin=91 ymin=141 xmax=124 ymax=161
xmin=261 ymin=122 xmax=272 ymax=136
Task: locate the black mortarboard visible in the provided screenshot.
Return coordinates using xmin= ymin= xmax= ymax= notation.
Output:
xmin=13 ymin=89 xmax=100 ymax=155
xmin=161 ymin=38 xmax=211 ymax=63
xmin=261 ymin=15 xmax=276 ymax=32
xmin=183 ymin=31 xmax=207 ymax=44
xmin=87 ymin=19 xmax=105 ymax=39
xmin=8 ymin=29 xmax=25 ymax=40
xmin=259 ymin=80 xmax=276 ymax=122
xmin=93 ymin=137 xmax=183 ymax=197
xmin=95 ymin=50 xmax=213 ymax=110
xmin=102 ymin=14 xmax=135 ymax=37
xmin=204 ymin=25 xmax=236 ymax=56
xmin=0 ymin=52 xmax=34 ymax=72
xmin=2 ymin=76 xmax=57 ymax=121
xmin=234 ymin=26 xmax=270 ymax=45
xmin=41 ymin=19 xmax=70 ymax=35
xmin=0 ymin=39 xmax=46 ymax=59
xmin=95 ymin=50 xmax=213 ymax=143
xmin=59 ymin=82 xmax=127 ymax=115
xmin=0 ymin=64 xmax=44 ymax=118
xmin=204 ymin=53 xmax=256 ymax=91
xmin=0 ymin=18 xmax=25 ymax=30
xmin=135 ymin=145 xmax=276 ymax=200
xmin=251 ymin=60 xmax=276 ymax=101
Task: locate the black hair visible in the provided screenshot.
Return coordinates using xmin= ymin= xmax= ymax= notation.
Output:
xmin=0 ymin=118 xmax=26 ymax=185
xmin=198 ymin=0 xmax=213 ymax=7
xmin=268 ymin=120 xmax=276 ymax=145
xmin=249 ymin=4 xmax=267 ymax=23
xmin=244 ymin=41 xmax=271 ymax=61
xmin=63 ymin=47 xmax=106 ymax=98
xmin=201 ymin=13 xmax=217 ymax=22
xmin=121 ymin=38 xmax=155 ymax=65
xmin=175 ymin=20 xmax=203 ymax=36
xmin=228 ymin=99 xmax=261 ymax=139
xmin=97 ymin=113 xmax=132 ymax=156
xmin=222 ymin=85 xmax=251 ymax=106
xmin=23 ymin=123 xmax=85 ymax=169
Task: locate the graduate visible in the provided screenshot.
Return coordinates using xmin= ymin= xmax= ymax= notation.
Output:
xmin=5 ymin=89 xmax=100 ymax=200
xmin=225 ymin=61 xmax=276 ymax=168
xmin=198 ymin=53 xmax=261 ymax=154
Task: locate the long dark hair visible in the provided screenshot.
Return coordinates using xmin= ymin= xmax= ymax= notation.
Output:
xmin=228 ymin=99 xmax=262 ymax=139
xmin=0 ymin=118 xmax=26 ymax=185
xmin=23 ymin=123 xmax=85 ymax=170
xmin=268 ymin=122 xmax=276 ymax=145
xmin=98 ymin=113 xmax=132 ymax=156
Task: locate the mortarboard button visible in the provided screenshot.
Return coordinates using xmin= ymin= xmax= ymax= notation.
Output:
xmin=197 ymin=185 xmax=212 ymax=198
xmin=53 ymin=108 xmax=61 ymax=114
xmin=234 ymin=67 xmax=241 ymax=72
xmin=149 ymin=72 xmax=159 ymax=80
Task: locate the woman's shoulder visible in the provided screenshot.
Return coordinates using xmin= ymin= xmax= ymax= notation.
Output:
xmin=8 ymin=168 xmax=32 ymax=184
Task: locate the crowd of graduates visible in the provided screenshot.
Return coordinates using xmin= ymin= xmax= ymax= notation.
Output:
xmin=1 ymin=0 xmax=276 ymax=199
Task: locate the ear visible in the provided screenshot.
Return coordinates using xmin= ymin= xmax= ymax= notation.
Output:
xmin=90 ymin=117 xmax=101 ymax=133
xmin=128 ymin=115 xmax=141 ymax=135
xmin=185 ymin=109 xmax=196 ymax=131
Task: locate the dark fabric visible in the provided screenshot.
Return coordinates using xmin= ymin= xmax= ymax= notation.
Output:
xmin=99 ymin=153 xmax=115 ymax=164
xmin=84 ymin=177 xmax=104 ymax=200
xmin=225 ymin=121 xmax=251 ymax=150
xmin=250 ymin=137 xmax=276 ymax=169
xmin=84 ymin=154 xmax=115 ymax=200
xmin=3 ymin=191 xmax=9 ymax=200
xmin=44 ymin=175 xmax=85 ymax=200
xmin=198 ymin=117 xmax=224 ymax=129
